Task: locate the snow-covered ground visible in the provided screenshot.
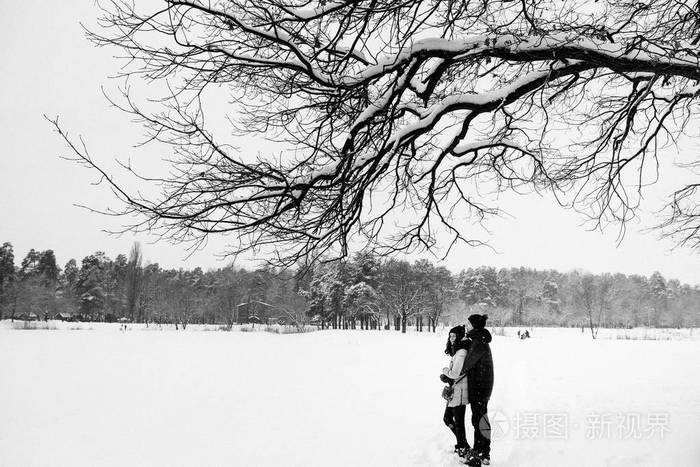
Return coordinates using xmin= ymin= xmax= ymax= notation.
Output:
xmin=1 ymin=324 xmax=699 ymax=466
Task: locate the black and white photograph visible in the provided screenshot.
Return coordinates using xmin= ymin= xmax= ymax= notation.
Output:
xmin=1 ymin=0 xmax=700 ymax=465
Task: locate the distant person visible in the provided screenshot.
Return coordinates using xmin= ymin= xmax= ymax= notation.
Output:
xmin=517 ymin=330 xmax=521 ymax=339
xmin=462 ymin=314 xmax=494 ymax=466
xmin=441 ymin=324 xmax=471 ymax=460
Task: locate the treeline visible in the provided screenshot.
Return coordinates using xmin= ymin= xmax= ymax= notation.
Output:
xmin=0 ymin=242 xmax=305 ymax=329
xmin=0 ymin=242 xmax=699 ymax=330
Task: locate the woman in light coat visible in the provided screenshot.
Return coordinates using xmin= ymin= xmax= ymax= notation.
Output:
xmin=441 ymin=324 xmax=471 ymax=458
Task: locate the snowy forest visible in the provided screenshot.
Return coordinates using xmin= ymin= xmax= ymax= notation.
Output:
xmin=1 ymin=241 xmax=698 ymax=331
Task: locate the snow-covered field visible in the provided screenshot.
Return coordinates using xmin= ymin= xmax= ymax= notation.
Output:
xmin=1 ymin=324 xmax=699 ymax=466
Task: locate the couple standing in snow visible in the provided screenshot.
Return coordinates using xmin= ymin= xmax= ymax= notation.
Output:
xmin=441 ymin=314 xmax=494 ymax=466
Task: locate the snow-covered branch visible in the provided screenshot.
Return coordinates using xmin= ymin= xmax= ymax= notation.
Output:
xmin=56 ymin=0 xmax=700 ymax=265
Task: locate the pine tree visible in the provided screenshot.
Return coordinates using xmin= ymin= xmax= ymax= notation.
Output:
xmin=76 ymin=252 xmax=111 ymax=321
xmin=648 ymin=272 xmax=668 ymax=327
xmin=0 ymin=243 xmax=16 ymax=319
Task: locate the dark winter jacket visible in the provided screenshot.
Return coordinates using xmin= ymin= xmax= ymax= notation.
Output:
xmin=462 ymin=328 xmax=494 ymax=402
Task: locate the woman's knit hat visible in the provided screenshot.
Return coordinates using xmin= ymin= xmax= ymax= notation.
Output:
xmin=448 ymin=324 xmax=466 ymax=341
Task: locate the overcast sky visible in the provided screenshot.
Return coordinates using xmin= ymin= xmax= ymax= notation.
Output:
xmin=1 ymin=1 xmax=698 ymax=283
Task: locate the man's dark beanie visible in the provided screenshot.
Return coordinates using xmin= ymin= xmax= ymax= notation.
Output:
xmin=468 ymin=314 xmax=488 ymax=329
xmin=449 ymin=324 xmax=466 ymax=341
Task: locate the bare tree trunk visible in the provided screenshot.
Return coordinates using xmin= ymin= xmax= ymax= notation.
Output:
xmin=517 ymin=299 xmax=524 ymax=326
xmin=587 ymin=307 xmax=597 ymax=339
xmin=126 ymin=242 xmax=143 ymax=322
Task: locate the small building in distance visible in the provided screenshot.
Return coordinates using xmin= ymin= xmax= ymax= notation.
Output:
xmin=16 ymin=312 xmax=39 ymax=321
xmin=54 ymin=312 xmax=75 ymax=322
xmin=236 ymin=301 xmax=287 ymax=325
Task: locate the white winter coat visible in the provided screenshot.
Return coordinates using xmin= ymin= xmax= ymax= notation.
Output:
xmin=443 ymin=348 xmax=469 ymax=407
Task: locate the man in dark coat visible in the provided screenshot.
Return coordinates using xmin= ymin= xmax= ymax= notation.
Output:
xmin=461 ymin=313 xmax=494 ymax=465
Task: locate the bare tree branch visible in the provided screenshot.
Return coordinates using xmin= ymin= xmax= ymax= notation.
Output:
xmin=53 ymin=0 xmax=700 ymax=265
